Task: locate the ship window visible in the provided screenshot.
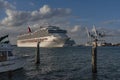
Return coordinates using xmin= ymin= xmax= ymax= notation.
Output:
xmin=0 ymin=51 xmax=7 ymax=62
xmin=48 ymin=30 xmax=67 ymax=33
xmin=8 ymin=51 xmax=13 ymax=56
xmin=0 ymin=51 xmax=7 ymax=56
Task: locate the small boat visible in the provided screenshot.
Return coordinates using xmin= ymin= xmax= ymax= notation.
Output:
xmin=0 ymin=35 xmax=26 ymax=73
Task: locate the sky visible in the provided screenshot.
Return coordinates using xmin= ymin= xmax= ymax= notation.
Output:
xmin=0 ymin=0 xmax=120 ymax=45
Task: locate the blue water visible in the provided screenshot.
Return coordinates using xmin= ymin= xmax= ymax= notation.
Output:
xmin=0 ymin=46 xmax=120 ymax=80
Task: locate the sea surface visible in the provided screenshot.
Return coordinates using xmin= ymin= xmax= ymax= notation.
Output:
xmin=0 ymin=46 xmax=120 ymax=80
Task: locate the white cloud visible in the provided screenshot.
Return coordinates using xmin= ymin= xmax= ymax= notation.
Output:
xmin=70 ymin=25 xmax=80 ymax=32
xmin=1 ymin=9 xmax=31 ymax=26
xmin=0 ymin=0 xmax=15 ymax=9
xmin=40 ymin=5 xmax=51 ymax=14
xmin=66 ymin=26 xmax=87 ymax=44
xmin=0 ymin=5 xmax=71 ymax=27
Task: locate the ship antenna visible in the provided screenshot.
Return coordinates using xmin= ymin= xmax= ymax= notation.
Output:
xmin=92 ymin=25 xmax=98 ymax=37
xmin=86 ymin=27 xmax=90 ymax=38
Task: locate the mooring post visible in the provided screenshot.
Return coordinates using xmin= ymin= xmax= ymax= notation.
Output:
xmin=92 ymin=39 xmax=97 ymax=73
xmin=35 ymin=41 xmax=40 ymax=64
xmin=8 ymin=71 xmax=12 ymax=79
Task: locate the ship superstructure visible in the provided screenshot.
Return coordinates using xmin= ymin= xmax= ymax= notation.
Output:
xmin=17 ymin=26 xmax=75 ymax=47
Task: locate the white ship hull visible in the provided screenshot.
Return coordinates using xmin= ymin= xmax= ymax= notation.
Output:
xmin=17 ymin=36 xmax=68 ymax=47
xmin=17 ymin=42 xmax=65 ymax=47
xmin=0 ymin=57 xmax=25 ymax=73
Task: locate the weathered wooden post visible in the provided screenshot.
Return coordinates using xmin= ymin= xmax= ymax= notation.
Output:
xmin=8 ymin=71 xmax=12 ymax=79
xmin=92 ymin=39 xmax=97 ymax=73
xmin=35 ymin=41 xmax=40 ymax=64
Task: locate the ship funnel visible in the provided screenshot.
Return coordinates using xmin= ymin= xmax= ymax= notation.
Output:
xmin=28 ymin=27 xmax=32 ymax=33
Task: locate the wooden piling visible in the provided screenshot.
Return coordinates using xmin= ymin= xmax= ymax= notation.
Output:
xmin=92 ymin=39 xmax=97 ymax=73
xmin=35 ymin=42 xmax=40 ymax=64
xmin=8 ymin=71 xmax=12 ymax=79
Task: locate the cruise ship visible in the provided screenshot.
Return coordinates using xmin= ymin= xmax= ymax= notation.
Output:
xmin=17 ymin=26 xmax=75 ymax=47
